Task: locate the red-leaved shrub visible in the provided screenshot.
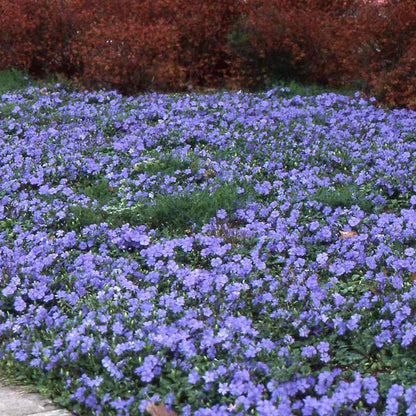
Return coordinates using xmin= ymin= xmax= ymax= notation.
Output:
xmin=68 ymin=0 xmax=244 ymax=92
xmin=240 ymin=0 xmax=416 ymax=108
xmin=0 ymin=0 xmax=415 ymax=108
xmin=0 ymin=0 xmax=80 ymax=76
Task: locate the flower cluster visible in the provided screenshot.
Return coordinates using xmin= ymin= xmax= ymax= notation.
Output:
xmin=0 ymin=85 xmax=416 ymax=415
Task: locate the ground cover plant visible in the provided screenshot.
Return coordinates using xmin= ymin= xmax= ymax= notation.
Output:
xmin=2 ymin=0 xmax=416 ymax=109
xmin=0 ymin=84 xmax=416 ymax=415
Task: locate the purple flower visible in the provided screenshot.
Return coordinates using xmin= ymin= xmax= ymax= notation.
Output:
xmin=332 ymin=293 xmax=346 ymax=307
xmin=348 ymin=217 xmax=361 ymax=227
xmin=188 ymin=369 xmax=200 ymax=385
xmin=346 ymin=314 xmax=361 ymax=331
xmin=404 ymin=386 xmax=416 ymax=415
xmin=216 ymin=209 xmax=227 ymax=219
xmin=255 ymin=181 xmax=272 ymax=195
xmin=405 ymin=248 xmax=415 ymax=257
xmin=256 ymin=400 xmax=279 ymax=415
xmin=301 ymin=346 xmax=317 ymax=358
xmin=14 ymin=296 xmax=26 ymax=312
xmin=316 ymin=253 xmax=328 ymax=266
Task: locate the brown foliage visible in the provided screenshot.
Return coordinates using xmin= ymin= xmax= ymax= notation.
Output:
xmin=241 ymin=0 xmax=416 ymax=108
xmin=67 ymin=0 xmax=244 ymax=92
xmin=0 ymin=0 xmax=415 ymax=108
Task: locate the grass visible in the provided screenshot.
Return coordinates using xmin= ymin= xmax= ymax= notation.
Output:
xmin=0 ymin=69 xmax=73 ymax=96
xmin=0 ymin=68 xmax=360 ymax=100
xmin=142 ymin=182 xmax=249 ymax=232
xmin=64 ymin=181 xmax=250 ymax=236
xmin=271 ymin=79 xmax=359 ymax=98
xmin=133 ymin=152 xmax=202 ymax=178
xmin=0 ymin=69 xmax=31 ymax=95
xmin=311 ymin=183 xmax=374 ymax=212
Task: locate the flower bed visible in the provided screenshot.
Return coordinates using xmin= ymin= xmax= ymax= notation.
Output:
xmin=0 ymin=85 xmax=416 ymax=415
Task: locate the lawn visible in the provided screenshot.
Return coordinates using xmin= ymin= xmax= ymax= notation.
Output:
xmin=0 ymin=83 xmax=416 ymax=415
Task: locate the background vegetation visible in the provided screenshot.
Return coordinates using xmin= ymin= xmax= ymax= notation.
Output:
xmin=0 ymin=0 xmax=415 ymax=109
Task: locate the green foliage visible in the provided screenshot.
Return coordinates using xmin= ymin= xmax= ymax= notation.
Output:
xmin=142 ymin=183 xmax=246 ymax=233
xmin=64 ymin=204 xmax=106 ymax=231
xmin=267 ymin=80 xmax=357 ymax=98
xmin=0 ymin=69 xmax=30 ymax=95
xmin=64 ymin=179 xmax=251 ymax=236
xmin=0 ymin=69 xmax=72 ymax=96
xmin=226 ymin=23 xmax=250 ymax=58
xmin=311 ymin=184 xmax=374 ymax=212
xmin=80 ymin=178 xmax=115 ymax=206
xmin=62 ymin=178 xmax=116 ymax=231
xmin=134 ymin=152 xmax=201 ymax=178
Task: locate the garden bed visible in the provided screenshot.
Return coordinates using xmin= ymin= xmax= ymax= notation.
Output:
xmin=0 ymin=85 xmax=416 ymax=415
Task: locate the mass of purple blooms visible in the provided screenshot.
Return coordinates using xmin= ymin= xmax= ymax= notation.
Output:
xmin=0 ymin=84 xmax=416 ymax=415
